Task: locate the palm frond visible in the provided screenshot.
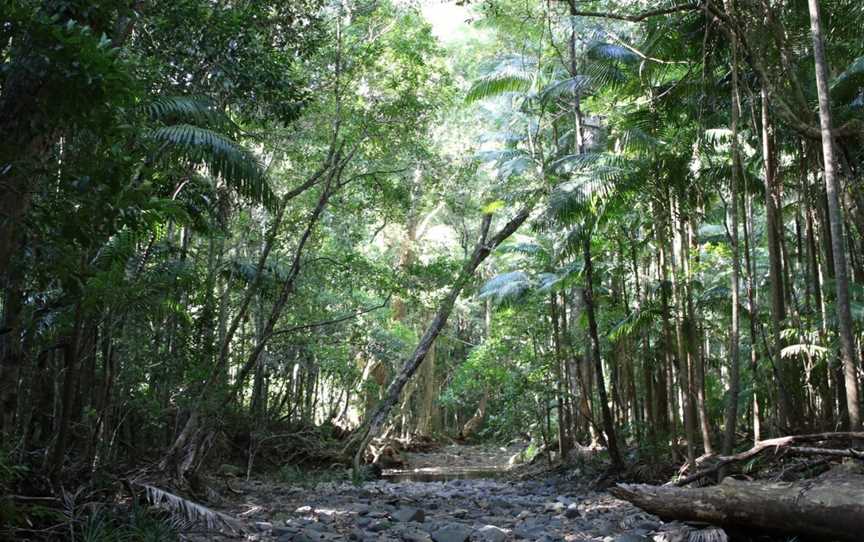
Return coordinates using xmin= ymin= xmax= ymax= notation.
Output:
xmin=479 ymin=271 xmax=532 ymax=303
xmin=142 ymin=484 xmax=244 ymax=534
xmin=688 ymin=526 xmax=729 ymax=542
xmin=555 ymin=225 xmax=589 ymax=262
xmin=537 ymin=260 xmax=583 ymax=291
xmin=498 ymin=242 xmax=546 ymax=256
xmin=583 ymin=60 xmax=627 ymax=91
xmin=146 ymin=96 xmax=235 ymax=132
xmin=585 ymin=41 xmax=639 ymax=64
xmin=831 ymin=55 xmax=864 ymax=105
xmin=497 ymin=155 xmax=534 ymax=180
xmin=609 ymin=305 xmax=659 ymax=341
xmin=780 ymin=344 xmax=829 ymax=359
xmin=466 ymin=62 xmax=533 ymax=103
xmin=152 ymin=124 xmax=274 ymax=207
xmin=539 ymin=76 xmax=591 ymax=104
xmin=696 ymin=285 xmax=731 ymax=308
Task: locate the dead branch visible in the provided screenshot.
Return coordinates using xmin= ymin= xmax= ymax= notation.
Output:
xmin=673 ymin=432 xmax=864 ymax=486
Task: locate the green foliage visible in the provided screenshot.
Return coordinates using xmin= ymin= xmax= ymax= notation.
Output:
xmin=151 ymin=124 xmax=273 ymax=207
xmin=466 ymin=72 xmax=533 ymax=103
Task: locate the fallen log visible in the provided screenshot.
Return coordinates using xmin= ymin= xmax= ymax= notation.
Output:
xmin=611 ymin=465 xmax=864 ymax=541
xmin=674 ymin=431 xmax=864 ymax=486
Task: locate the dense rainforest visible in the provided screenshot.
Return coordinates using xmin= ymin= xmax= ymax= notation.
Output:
xmin=2 ymin=0 xmax=864 ymax=540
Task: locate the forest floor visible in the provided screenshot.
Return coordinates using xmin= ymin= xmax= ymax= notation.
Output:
xmin=187 ymin=443 xmax=707 ymax=542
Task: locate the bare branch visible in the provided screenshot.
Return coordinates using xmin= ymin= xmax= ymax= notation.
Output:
xmin=270 ymin=294 xmax=393 ymax=337
xmin=565 ymin=1 xmax=700 ymax=23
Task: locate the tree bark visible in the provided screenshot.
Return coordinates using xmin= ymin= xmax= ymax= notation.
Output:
xmin=807 ymin=0 xmax=861 ymax=429
xmin=760 ymin=88 xmax=796 ymax=430
xmin=582 ymin=236 xmax=624 ymax=471
xmin=612 ymin=470 xmax=864 ymax=542
xmin=722 ymin=1 xmax=742 ymax=455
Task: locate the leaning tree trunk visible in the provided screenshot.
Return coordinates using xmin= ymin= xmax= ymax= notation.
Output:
xmin=807 ymin=0 xmax=861 ymax=429
xmin=349 ymin=206 xmax=532 ymax=472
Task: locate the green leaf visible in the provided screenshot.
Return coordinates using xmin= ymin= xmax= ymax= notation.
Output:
xmin=466 ymin=73 xmax=532 ymax=104
xmin=482 ymin=200 xmax=506 ymax=213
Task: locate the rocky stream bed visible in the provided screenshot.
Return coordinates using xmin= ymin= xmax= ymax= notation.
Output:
xmin=190 ymin=445 xmax=724 ymax=542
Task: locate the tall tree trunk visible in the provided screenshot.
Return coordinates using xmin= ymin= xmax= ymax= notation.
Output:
xmin=742 ymin=191 xmax=761 ymax=443
xmin=551 ymin=293 xmax=570 ymax=456
xmin=685 ymin=219 xmax=712 ymax=454
xmin=582 ymin=236 xmax=624 ymax=471
xmin=722 ymin=4 xmax=742 ymax=455
xmin=760 ymin=89 xmax=796 ymax=430
xmin=0 ymin=274 xmax=24 ymax=438
xmin=807 ymin=0 xmax=861 ymax=429
xmin=49 ymin=305 xmax=83 ymax=477
xmin=652 ymin=200 xmax=673 ymax=443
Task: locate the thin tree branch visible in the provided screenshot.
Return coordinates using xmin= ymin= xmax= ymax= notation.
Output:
xmin=271 ymin=294 xmax=393 ymax=337
xmin=565 ymin=1 xmax=700 ymax=23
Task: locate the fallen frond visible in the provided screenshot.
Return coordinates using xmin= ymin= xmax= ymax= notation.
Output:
xmin=141 ymin=484 xmax=244 ymax=534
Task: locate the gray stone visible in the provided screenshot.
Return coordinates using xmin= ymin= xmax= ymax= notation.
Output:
xmin=475 ymin=525 xmax=507 ymax=542
xmin=356 ymin=505 xmax=371 ymax=516
xmin=488 ymin=497 xmax=512 ymax=509
xmin=615 ymin=534 xmax=649 ymax=542
xmin=392 ymin=507 xmax=426 ymax=523
xmin=294 ymin=528 xmax=341 ymax=542
xmin=563 ymin=504 xmax=580 ymax=519
xmin=513 ymin=522 xmax=548 ymax=539
xmin=255 ymin=521 xmax=273 ymax=532
xmin=369 ymin=520 xmax=392 ymax=532
xmin=544 ymin=502 xmax=566 ymax=514
xmin=431 ymin=524 xmax=473 ymax=542
xmin=273 ymin=526 xmax=300 ymax=538
xmin=401 ymin=528 xmax=434 ymax=542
